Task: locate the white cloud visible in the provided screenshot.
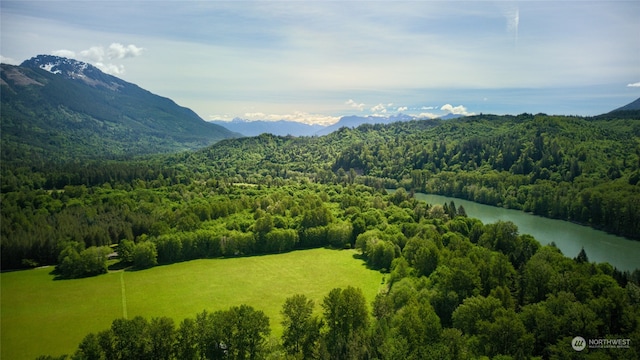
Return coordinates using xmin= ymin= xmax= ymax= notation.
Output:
xmin=209 ymin=114 xmax=235 ymax=121
xmin=51 ymin=49 xmax=76 ymax=59
xmin=441 ymin=104 xmax=475 ymax=116
xmin=345 ymin=99 xmax=365 ymax=111
xmin=95 ymin=62 xmax=125 ymax=75
xmin=49 ymin=43 xmax=143 ymax=76
xmin=417 ymin=112 xmax=439 ymax=119
xmin=370 ymin=103 xmax=387 ymax=113
xmin=421 ymin=106 xmax=435 ymax=110
xmin=107 ymin=43 xmax=144 ymax=59
xmin=79 ymin=46 xmax=105 ymax=62
xmin=243 ymin=111 xmax=340 ymax=125
xmin=75 ymin=43 xmax=144 ymax=62
xmin=627 ymin=82 xmax=640 ymax=87
xmin=397 ymin=106 xmax=408 ymax=112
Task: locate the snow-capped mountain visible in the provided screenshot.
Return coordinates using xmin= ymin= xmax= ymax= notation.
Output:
xmin=20 ymin=55 xmax=126 ymax=90
xmin=2 ymin=55 xmax=238 ymax=163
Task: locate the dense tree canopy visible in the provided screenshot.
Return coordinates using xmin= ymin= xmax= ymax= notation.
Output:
xmin=32 ymin=183 xmax=640 ymax=360
xmin=4 ymin=112 xmax=640 ymax=359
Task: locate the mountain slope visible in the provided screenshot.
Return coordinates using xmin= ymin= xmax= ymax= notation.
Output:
xmin=186 ymin=114 xmax=640 ymax=239
xmin=1 ymin=55 xmax=238 ymax=165
xmin=611 ymin=97 xmax=640 ymax=112
xmin=595 ymin=97 xmax=640 ymax=120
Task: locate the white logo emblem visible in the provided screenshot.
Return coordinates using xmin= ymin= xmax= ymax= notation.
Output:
xmin=572 ymin=336 xmax=587 ymax=351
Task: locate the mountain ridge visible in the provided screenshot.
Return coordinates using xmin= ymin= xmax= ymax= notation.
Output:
xmin=610 ymin=97 xmax=640 ymax=112
xmin=1 ymin=55 xmax=238 ymax=165
xmin=210 ymin=118 xmax=325 ymax=137
xmin=212 ymin=113 xmax=464 ymax=137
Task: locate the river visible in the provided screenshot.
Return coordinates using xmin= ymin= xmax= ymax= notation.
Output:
xmin=410 ymin=192 xmax=639 ymax=272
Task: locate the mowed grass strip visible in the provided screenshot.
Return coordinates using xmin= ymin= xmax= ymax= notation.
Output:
xmin=1 ymin=248 xmax=384 ymax=360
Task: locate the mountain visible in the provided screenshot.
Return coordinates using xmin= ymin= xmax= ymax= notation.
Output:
xmin=439 ymin=113 xmax=465 ymax=120
xmin=314 ymin=113 xmax=416 ymax=136
xmin=212 ymin=112 xmax=464 ymax=137
xmin=210 ymin=118 xmax=324 ymax=137
xmin=592 ymin=97 xmax=640 ymax=120
xmin=1 ymin=55 xmax=238 ymax=165
xmin=610 ymin=97 xmax=640 ymax=112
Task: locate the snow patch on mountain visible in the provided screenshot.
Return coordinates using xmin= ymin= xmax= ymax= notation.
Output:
xmin=22 ymin=55 xmax=124 ymax=91
xmin=40 ymin=63 xmax=61 ymax=74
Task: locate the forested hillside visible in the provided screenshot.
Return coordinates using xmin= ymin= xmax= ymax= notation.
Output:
xmin=3 ymin=113 xmax=639 ymax=272
xmin=3 ymin=107 xmax=640 ymax=359
xmin=0 ymin=59 xmax=237 ymax=166
xmin=172 ymin=114 xmax=640 ymax=240
xmin=30 ymin=183 xmax=640 ymax=359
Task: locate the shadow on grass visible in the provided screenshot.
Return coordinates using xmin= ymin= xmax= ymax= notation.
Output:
xmin=351 ymin=251 xmax=390 ymax=275
xmin=49 ymin=261 xmax=133 ymax=280
xmin=108 ymin=261 xmax=130 ymax=271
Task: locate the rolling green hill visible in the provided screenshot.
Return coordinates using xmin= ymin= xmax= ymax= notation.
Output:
xmin=3 ymin=112 xmax=638 ymax=272
xmin=1 ymin=99 xmax=639 ymax=359
xmin=0 ymin=56 xmax=238 ymax=166
xmin=182 ymin=114 xmax=640 ymax=239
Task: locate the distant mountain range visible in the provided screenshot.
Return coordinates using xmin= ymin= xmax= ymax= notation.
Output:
xmin=210 ymin=119 xmax=325 ymax=137
xmin=212 ymin=113 xmax=464 ymax=137
xmin=3 ymin=54 xmax=638 ymax=167
xmin=212 ymin=96 xmax=640 ymax=137
xmin=1 ymin=55 xmax=238 ymax=165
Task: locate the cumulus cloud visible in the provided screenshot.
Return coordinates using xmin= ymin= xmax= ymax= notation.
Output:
xmin=75 ymin=43 xmax=144 ymax=62
xmin=441 ymin=104 xmax=475 ymax=116
xmin=243 ymin=111 xmax=340 ymax=125
xmin=108 ymin=43 xmax=144 ymax=59
xmin=95 ymin=62 xmax=125 ymax=75
xmin=370 ymin=103 xmax=387 ymax=113
xmin=80 ymin=46 xmax=106 ymax=62
xmin=627 ymin=82 xmax=640 ymax=87
xmin=417 ymin=112 xmax=439 ymax=119
xmin=52 ymin=49 xmax=77 ymax=59
xmin=51 ymin=43 xmax=144 ymax=76
xmin=346 ymin=99 xmax=365 ymax=111
xmin=397 ymin=106 xmax=408 ymax=112
xmin=421 ymin=106 xmax=436 ymax=110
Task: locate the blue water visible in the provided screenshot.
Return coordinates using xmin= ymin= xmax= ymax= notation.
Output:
xmin=412 ymin=192 xmax=640 ymax=272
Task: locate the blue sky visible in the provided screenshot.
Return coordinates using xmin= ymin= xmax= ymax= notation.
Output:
xmin=2 ymin=1 xmax=639 ymax=124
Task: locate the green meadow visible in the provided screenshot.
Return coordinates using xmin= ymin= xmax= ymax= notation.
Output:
xmin=1 ymin=248 xmax=384 ymax=360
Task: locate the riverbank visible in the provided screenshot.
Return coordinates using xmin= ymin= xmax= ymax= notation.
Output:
xmin=406 ymin=191 xmax=639 ymax=272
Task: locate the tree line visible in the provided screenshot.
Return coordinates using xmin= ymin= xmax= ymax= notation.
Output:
xmin=36 ymin=287 xmax=369 ymax=360
xmin=33 ymin=184 xmax=640 ymax=359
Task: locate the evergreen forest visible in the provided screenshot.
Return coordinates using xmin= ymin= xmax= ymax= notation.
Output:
xmin=2 ymin=111 xmax=640 ymax=359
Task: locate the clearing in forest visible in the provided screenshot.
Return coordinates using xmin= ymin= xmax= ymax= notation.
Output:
xmin=1 ymin=248 xmax=383 ymax=360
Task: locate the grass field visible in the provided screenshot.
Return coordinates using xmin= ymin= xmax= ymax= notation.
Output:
xmin=1 ymin=248 xmax=384 ymax=360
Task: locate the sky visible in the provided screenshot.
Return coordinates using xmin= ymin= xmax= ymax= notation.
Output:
xmin=1 ymin=0 xmax=639 ymax=125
